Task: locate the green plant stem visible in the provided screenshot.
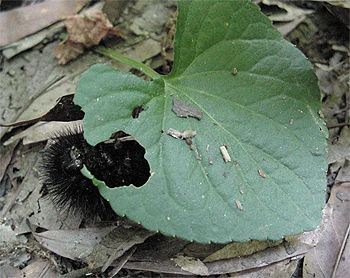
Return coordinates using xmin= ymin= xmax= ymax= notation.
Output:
xmin=95 ymin=47 xmax=160 ymax=79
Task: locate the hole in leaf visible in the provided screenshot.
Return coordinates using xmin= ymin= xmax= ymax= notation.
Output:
xmin=131 ymin=105 xmax=144 ymax=119
xmin=86 ymin=131 xmax=150 ymax=188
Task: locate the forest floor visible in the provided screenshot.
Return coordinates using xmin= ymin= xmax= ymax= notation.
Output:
xmin=0 ymin=0 xmax=349 ymax=277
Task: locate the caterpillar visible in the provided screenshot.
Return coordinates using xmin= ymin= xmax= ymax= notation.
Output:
xmin=39 ymin=127 xmax=150 ymax=220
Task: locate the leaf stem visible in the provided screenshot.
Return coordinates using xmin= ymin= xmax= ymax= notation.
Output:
xmin=95 ymin=46 xmax=160 ymax=79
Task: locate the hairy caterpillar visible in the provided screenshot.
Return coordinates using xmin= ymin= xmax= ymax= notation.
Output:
xmin=39 ymin=128 xmax=150 ymax=220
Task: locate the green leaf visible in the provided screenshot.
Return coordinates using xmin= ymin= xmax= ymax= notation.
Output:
xmin=74 ymin=0 xmax=327 ymax=243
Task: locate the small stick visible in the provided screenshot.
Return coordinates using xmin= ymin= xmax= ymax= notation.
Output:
xmin=220 ymin=145 xmax=231 ymax=162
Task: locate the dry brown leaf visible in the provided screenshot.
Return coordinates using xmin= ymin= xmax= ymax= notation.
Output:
xmin=33 ymin=226 xmax=115 ymax=260
xmin=54 ymin=40 xmax=85 ymax=65
xmin=65 ymin=10 xmax=113 ymax=47
xmin=303 ymin=183 xmax=350 ymax=278
xmin=55 ymin=10 xmax=123 ymax=64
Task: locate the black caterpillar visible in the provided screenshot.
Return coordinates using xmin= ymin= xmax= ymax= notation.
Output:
xmin=39 ymin=128 xmax=150 ymax=220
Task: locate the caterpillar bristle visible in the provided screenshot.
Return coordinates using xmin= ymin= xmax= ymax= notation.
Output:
xmin=39 ymin=126 xmax=150 ymax=221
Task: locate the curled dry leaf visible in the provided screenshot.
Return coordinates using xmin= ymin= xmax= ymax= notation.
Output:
xmin=55 ymin=10 xmax=123 ymax=64
xmin=65 ymin=10 xmax=113 ymax=47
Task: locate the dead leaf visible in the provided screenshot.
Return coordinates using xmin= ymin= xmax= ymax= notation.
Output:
xmin=86 ymin=226 xmax=154 ymax=271
xmin=303 ymin=183 xmax=350 ymax=278
xmin=129 ymin=3 xmax=172 ymax=36
xmin=335 ymin=223 xmax=350 ymax=278
xmin=0 ymin=143 xmax=18 ymax=184
xmin=0 ymin=265 xmax=21 ymax=277
xmin=122 ymin=225 xmax=319 ymax=275
xmin=102 ymin=0 xmax=129 ymax=23
xmin=107 ymin=246 xmax=137 ymax=277
xmin=172 ymin=97 xmax=203 ymax=120
xmin=2 ymin=22 xmax=64 ymax=60
xmin=54 ymin=40 xmax=85 ymax=65
xmin=230 ymin=258 xmax=299 ymax=278
xmin=337 ymin=159 xmax=350 ymax=182
xmin=276 ymin=15 xmax=306 ymax=36
xmin=166 ymin=128 xmax=197 ymax=140
xmin=124 ymin=260 xmax=191 ymax=276
xmin=261 ymin=0 xmax=313 ymax=22
xmin=172 ymin=255 xmax=209 ymax=276
xmin=182 ymin=242 xmax=224 ymax=260
xmin=204 ymin=240 xmax=282 ymax=262
xmin=4 ymin=121 xmax=82 ymax=146
xmin=65 ymin=10 xmax=113 ymax=47
xmin=20 ymin=259 xmax=57 ymax=278
xmin=0 ymin=221 xmax=27 ymax=247
xmin=0 ymin=0 xmax=87 ymax=47
xmin=28 ymin=195 xmax=82 ymax=231
xmin=315 ymin=0 xmax=350 ymax=9
xmin=328 ymin=126 xmax=350 ymax=164
xmin=33 ymin=226 xmax=115 ymax=260
xmin=55 ymin=9 xmax=123 ymax=64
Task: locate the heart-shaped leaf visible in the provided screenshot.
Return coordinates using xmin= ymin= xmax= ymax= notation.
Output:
xmin=74 ymin=0 xmax=327 ymax=243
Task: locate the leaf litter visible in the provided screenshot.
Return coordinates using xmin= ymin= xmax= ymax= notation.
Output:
xmin=166 ymin=128 xmax=197 ymax=140
xmin=172 ymin=97 xmax=203 ymax=120
xmin=54 ymin=9 xmax=123 ymax=64
xmin=0 ymin=0 xmax=349 ymax=276
xmin=219 ymin=145 xmax=231 ymax=163
xmin=303 ymin=183 xmax=350 ymax=278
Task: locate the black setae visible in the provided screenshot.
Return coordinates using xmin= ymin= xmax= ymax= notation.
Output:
xmin=39 ymin=128 xmax=150 ymax=220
